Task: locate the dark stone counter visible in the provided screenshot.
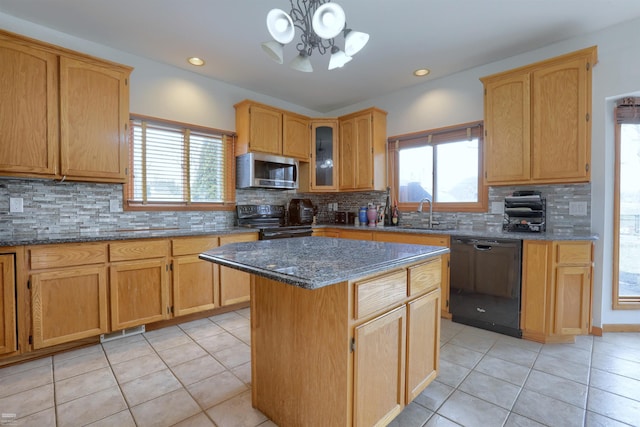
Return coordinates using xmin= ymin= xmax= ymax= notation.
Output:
xmin=199 ymin=236 xmax=449 ymax=290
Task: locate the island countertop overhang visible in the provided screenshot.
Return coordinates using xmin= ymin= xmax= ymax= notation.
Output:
xmin=199 ymin=236 xmax=449 ymax=290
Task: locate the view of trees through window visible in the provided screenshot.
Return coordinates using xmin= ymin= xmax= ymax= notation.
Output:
xmin=129 ymin=119 xmax=226 ymax=205
xmin=398 ymin=139 xmax=479 ymax=204
xmin=618 ymin=123 xmax=640 ymax=298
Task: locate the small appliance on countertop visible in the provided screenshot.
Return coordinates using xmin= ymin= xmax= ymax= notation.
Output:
xmin=288 ymin=198 xmax=314 ymax=225
xmin=236 ymin=204 xmax=313 ymax=240
xmin=503 ymin=191 xmax=546 ymax=232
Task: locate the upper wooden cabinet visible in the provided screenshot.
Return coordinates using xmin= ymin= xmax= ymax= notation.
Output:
xmin=0 ymin=30 xmax=132 ymax=183
xmin=234 ymin=100 xmax=311 ymax=160
xmin=300 ymin=119 xmax=339 ymax=192
xmin=339 ymin=107 xmax=388 ymax=191
xmin=481 ymin=46 xmax=597 ymax=185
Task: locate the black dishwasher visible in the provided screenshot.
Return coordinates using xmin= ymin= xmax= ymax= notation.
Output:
xmin=449 ymin=237 xmax=523 ymax=337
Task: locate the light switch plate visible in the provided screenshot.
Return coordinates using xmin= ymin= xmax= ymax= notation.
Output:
xmin=569 ymin=201 xmax=587 ymax=216
xmin=109 ymin=199 xmax=120 ymax=213
xmin=9 ymin=197 xmax=23 ymax=213
xmin=491 ymin=201 xmax=504 ymax=214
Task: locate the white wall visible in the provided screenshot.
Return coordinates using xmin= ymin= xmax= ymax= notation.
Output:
xmin=2 ymin=11 xmax=639 ymax=326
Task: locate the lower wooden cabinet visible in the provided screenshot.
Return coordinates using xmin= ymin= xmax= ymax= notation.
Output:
xmin=31 ymin=266 xmax=108 ymax=349
xmin=521 ymin=240 xmax=593 ymax=343
xmin=219 ymin=233 xmax=257 ymax=306
xmin=109 ymin=240 xmax=170 ymax=330
xmin=0 ymin=254 xmax=17 ymax=355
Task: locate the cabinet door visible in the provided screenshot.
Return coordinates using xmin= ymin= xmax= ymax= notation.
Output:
xmin=406 ymin=289 xmax=440 ymax=402
xmin=339 ymin=117 xmax=356 ymax=189
xmin=59 ymin=56 xmax=129 ymax=182
xmin=532 ymin=56 xmax=590 ymax=182
xmin=0 ymin=254 xmax=16 ymax=355
xmin=219 ymin=233 xmax=257 ymax=306
xmin=31 ymin=266 xmax=108 ymax=349
xmin=554 ymin=265 xmax=591 ymax=336
xmin=483 ymin=73 xmax=531 ymax=184
xmin=283 ymin=113 xmax=310 ymax=160
xmin=0 ymin=38 xmax=58 ymax=177
xmin=249 ymin=105 xmax=282 ymax=155
xmin=521 ymin=241 xmax=551 ymax=340
xmin=354 ymin=113 xmax=373 ymax=190
xmin=110 ymin=259 xmax=169 ymax=330
xmin=173 ymin=256 xmax=218 ymax=317
xmin=353 ymin=305 xmax=406 ymax=427
xmin=311 ymin=120 xmax=338 ymax=190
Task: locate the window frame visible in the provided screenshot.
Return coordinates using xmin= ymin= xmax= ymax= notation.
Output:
xmin=387 ymin=120 xmax=487 ymax=213
xmin=124 ymin=114 xmax=237 ymax=212
xmin=612 ymin=98 xmax=640 ymax=309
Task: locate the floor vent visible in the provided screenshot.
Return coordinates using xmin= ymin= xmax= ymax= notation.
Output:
xmin=100 ymin=325 xmax=146 ymax=343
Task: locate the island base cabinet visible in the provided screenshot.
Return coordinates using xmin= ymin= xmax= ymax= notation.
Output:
xmin=354 ymin=306 xmax=406 ymax=427
xmin=31 ymin=267 xmax=108 ymax=349
xmin=219 ymin=233 xmax=257 ymax=306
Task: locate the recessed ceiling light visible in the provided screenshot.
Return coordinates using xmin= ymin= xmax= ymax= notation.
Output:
xmin=188 ymin=57 xmax=205 ymax=66
xmin=414 ymin=68 xmax=430 ymax=77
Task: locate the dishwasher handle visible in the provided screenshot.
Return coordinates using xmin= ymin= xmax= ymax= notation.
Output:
xmin=474 ymin=244 xmax=493 ymax=251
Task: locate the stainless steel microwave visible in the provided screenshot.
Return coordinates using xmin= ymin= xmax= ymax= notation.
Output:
xmin=236 ymin=152 xmax=299 ymax=190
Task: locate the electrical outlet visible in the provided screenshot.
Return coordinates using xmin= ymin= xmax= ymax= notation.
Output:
xmin=491 ymin=201 xmax=504 ymax=214
xmin=569 ymin=201 xmax=587 ymax=216
xmin=9 ymin=197 xmax=23 ymax=213
xmin=109 ymin=199 xmax=120 ymax=213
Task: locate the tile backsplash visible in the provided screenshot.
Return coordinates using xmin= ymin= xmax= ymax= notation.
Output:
xmin=0 ymin=178 xmax=590 ymax=237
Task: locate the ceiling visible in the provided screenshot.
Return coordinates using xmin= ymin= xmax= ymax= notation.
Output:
xmin=2 ymin=0 xmax=640 ymax=113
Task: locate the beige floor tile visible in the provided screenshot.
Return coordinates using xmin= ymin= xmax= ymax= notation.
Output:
xmin=13 ymin=407 xmax=56 ymax=427
xmin=235 ymin=307 xmax=250 ymax=319
xmin=414 ymin=380 xmax=455 ymax=411
xmin=173 ymin=412 xmax=216 ymax=427
xmin=0 ymin=356 xmax=51 ymax=379
xmin=539 ymin=343 xmax=592 ymax=366
xmin=210 ymin=311 xmax=248 ymax=331
xmin=513 ymin=389 xmax=585 ymax=427
xmin=437 ymin=390 xmax=510 ymax=427
xmin=230 ymin=325 xmax=252 ymax=344
xmin=158 ymin=341 xmax=207 ymax=367
xmin=593 ymin=339 xmax=640 ymax=364
xmin=423 ymin=413 xmax=462 ymax=427
xmin=120 ymin=368 xmax=182 ymax=407
xmin=146 ymin=330 xmax=193 ymax=351
xmin=171 ymin=354 xmax=226 ymax=386
xmin=212 ymin=342 xmax=251 ymax=369
xmin=85 ymin=409 xmax=136 ymax=427
xmin=449 ymin=329 xmax=499 ymax=353
xmin=388 ymin=401 xmax=433 ymax=426
xmin=532 ymin=353 xmax=590 ymax=384
xmin=130 ymin=388 xmax=201 ymax=427
xmin=183 ymin=322 xmax=226 ymax=341
xmin=198 ymin=331 xmax=244 ymax=354
xmin=0 ymin=364 xmax=52 ymax=398
xmin=594 ymin=332 xmax=640 ymax=351
xmin=56 ymin=385 xmax=127 ymax=427
xmin=458 ymin=371 xmax=521 ymax=410
xmin=100 ymin=332 xmax=146 ymax=350
xmin=53 ymin=349 xmax=109 ymax=381
xmin=144 ymin=325 xmax=183 ymax=340
xmin=503 ymin=412 xmax=545 ymax=426
xmin=55 ymin=366 xmax=117 ymax=404
xmin=179 ymin=318 xmax=215 ymax=331
xmin=435 ymin=359 xmax=471 ymax=388
xmin=524 ymin=370 xmax=588 ymax=408
xmin=0 ymin=383 xmax=54 ymax=421
xmin=590 ymin=367 xmax=640 ymax=401
xmin=584 ymin=410 xmax=631 ymax=427
xmin=496 ymin=335 xmax=543 ymax=353
xmin=111 ymin=353 xmax=167 ymax=384
xmin=474 ymin=355 xmax=531 ymax=386
xmin=53 ymin=343 xmax=104 ymax=362
xmin=206 ymin=390 xmax=268 ymax=427
xmin=486 ymin=341 xmax=538 ymax=368
xmin=103 ymin=337 xmax=155 ymax=365
xmin=187 ymin=370 xmax=248 ymax=409
xmin=591 ymin=351 xmax=640 ymax=381
xmin=587 ymin=386 xmax=640 ymax=426
xmin=231 ymin=361 xmax=252 ymax=385
xmin=440 ymin=343 xmax=484 ymax=369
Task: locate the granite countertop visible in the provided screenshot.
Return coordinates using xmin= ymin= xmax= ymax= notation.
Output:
xmin=0 ymin=227 xmax=257 ymax=247
xmin=199 ymin=236 xmax=449 ymax=290
xmin=313 ymin=224 xmax=599 ymax=241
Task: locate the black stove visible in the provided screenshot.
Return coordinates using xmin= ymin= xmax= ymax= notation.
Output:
xmin=236 ymin=204 xmax=313 ymax=240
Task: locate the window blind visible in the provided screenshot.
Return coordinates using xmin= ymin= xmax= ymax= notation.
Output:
xmin=616 ymin=97 xmax=640 ymax=124
xmin=129 ymin=117 xmax=228 ymax=204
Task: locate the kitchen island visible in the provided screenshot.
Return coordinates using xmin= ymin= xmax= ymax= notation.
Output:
xmin=200 ymin=236 xmax=448 ymax=427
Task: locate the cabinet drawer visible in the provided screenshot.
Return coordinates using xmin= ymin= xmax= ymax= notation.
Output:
xmin=29 ymin=243 xmax=107 ymax=270
xmin=172 ymin=236 xmax=219 ymax=256
xmin=110 ymin=239 xmax=168 ymax=261
xmin=555 ymin=242 xmax=591 ymax=265
xmin=408 ymin=257 xmax=442 ymax=296
xmin=354 ymin=270 xmax=407 ymax=319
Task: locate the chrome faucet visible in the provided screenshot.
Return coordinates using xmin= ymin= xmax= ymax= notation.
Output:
xmin=417 ymin=196 xmax=433 ymax=228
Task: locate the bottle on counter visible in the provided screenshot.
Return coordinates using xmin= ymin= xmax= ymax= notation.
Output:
xmin=358 ymin=206 xmax=368 ymax=225
xmin=384 ymin=187 xmax=391 ymax=226
xmin=392 ymin=200 xmax=399 ymax=225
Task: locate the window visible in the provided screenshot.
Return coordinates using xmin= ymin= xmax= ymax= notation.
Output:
xmin=126 ymin=115 xmax=236 ymax=210
xmin=613 ymin=98 xmax=640 ymax=308
xmin=388 ymin=121 xmax=487 ymax=212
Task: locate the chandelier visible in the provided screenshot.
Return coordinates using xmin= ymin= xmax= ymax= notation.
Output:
xmin=261 ymin=0 xmax=370 ymax=72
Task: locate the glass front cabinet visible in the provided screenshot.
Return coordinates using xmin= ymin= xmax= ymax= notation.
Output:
xmin=310 ymin=119 xmax=338 ymax=191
